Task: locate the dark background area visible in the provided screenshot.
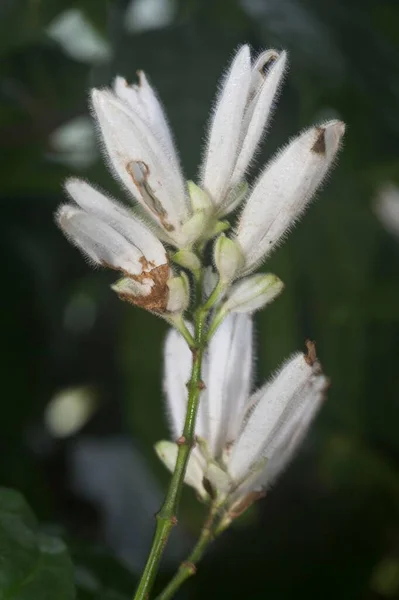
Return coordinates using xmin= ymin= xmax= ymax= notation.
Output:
xmin=1 ymin=0 xmax=399 ymax=598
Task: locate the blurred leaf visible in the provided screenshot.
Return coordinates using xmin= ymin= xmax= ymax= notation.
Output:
xmin=0 ymin=488 xmax=75 ymax=599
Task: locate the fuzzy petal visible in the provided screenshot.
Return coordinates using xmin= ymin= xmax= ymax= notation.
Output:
xmin=230 ymin=51 xmax=287 ymax=187
xmin=56 ymin=205 xmax=146 ymax=278
xmin=91 ymin=89 xmax=189 ymax=236
xmin=114 ymin=72 xmax=179 ymax=167
xmin=236 ymin=120 xmax=345 ymax=274
xmin=228 ymin=351 xmax=324 ymax=481
xmin=202 ymin=314 xmax=253 ymax=457
xmin=163 ymin=328 xmax=192 ymax=439
xmin=201 ymin=45 xmax=252 ymax=205
xmin=65 ymin=178 xmax=167 ymax=266
xmin=163 ymin=327 xmax=207 ymax=439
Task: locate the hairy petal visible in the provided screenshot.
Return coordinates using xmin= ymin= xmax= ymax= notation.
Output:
xmin=228 ymin=351 xmax=324 ymax=481
xmin=201 ymin=45 xmax=252 ymax=205
xmin=91 ymin=89 xmax=189 ymax=235
xmin=231 ymin=51 xmax=287 ymax=187
xmin=65 ymin=178 xmax=167 ymax=266
xmin=236 ymin=120 xmax=345 ymax=274
xmin=56 ymin=205 xmax=146 ymax=279
xmin=113 ymin=71 xmax=179 ymax=167
xmin=202 ymin=314 xmax=253 ymax=457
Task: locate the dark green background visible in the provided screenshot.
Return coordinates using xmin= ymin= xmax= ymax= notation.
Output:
xmin=1 ymin=0 xmax=399 ymax=598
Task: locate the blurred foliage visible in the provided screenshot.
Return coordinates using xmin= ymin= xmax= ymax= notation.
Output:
xmin=0 ymin=488 xmax=75 ymax=599
xmin=1 ymin=0 xmax=399 ymax=598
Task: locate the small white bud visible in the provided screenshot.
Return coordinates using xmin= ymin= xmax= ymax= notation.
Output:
xmin=166 ymin=272 xmax=190 ymax=313
xmin=223 ymin=273 xmax=284 ymax=314
xmin=214 ymin=234 xmax=245 ymax=283
xmin=172 ymin=249 xmax=201 ymax=273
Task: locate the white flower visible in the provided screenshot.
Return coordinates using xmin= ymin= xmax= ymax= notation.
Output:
xmin=234 ymin=120 xmax=345 ymax=276
xmin=56 ymin=178 xmax=182 ymax=313
xmin=375 ymin=183 xmax=399 ymax=238
xmin=156 ymin=314 xmax=327 ymax=519
xmin=200 ymin=46 xmax=287 ymax=214
xmin=91 ymin=75 xmax=207 ymax=248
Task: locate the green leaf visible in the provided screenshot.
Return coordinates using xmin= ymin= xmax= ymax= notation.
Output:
xmin=0 ymin=488 xmax=75 ymax=599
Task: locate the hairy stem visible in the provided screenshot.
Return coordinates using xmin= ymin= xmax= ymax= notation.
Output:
xmin=133 ymin=307 xmax=208 ymax=600
xmin=155 ymin=504 xmax=219 ymax=600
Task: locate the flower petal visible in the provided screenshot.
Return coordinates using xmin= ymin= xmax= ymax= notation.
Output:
xmin=163 ymin=326 xmax=207 ymax=439
xmin=202 ymin=314 xmax=253 ymax=457
xmin=91 ymin=89 xmax=189 ymax=237
xmin=56 ymin=205 xmax=145 ymax=278
xmin=228 ymin=350 xmax=324 ymax=481
xmin=114 ymin=71 xmax=179 ymax=167
xmin=155 ymin=441 xmax=207 ymax=499
xmin=65 ymin=178 xmax=167 ymax=266
xmin=230 ymin=51 xmax=287 ymax=187
xmin=163 ymin=327 xmax=192 ymax=439
xmin=236 ymin=120 xmax=345 ymax=274
xmin=200 ymin=45 xmax=252 ymax=205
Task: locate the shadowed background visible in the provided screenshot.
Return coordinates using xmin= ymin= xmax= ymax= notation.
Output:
xmin=1 ymin=0 xmax=399 ymax=598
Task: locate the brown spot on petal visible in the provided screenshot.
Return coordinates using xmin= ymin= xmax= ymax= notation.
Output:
xmin=304 ymin=340 xmax=317 ymax=366
xmin=126 ymin=161 xmax=175 ymax=232
xmin=311 ymin=128 xmax=326 ymax=154
xmin=116 ymin=262 xmax=170 ymax=313
xmin=259 ymin=52 xmax=279 ymax=77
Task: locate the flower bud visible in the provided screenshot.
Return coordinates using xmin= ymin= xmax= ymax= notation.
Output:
xmin=180 ymin=210 xmax=209 ymax=246
xmin=223 ymin=273 xmax=284 ymax=313
xmin=187 ymin=180 xmax=213 ymax=213
xmin=166 ymin=272 xmax=190 ymax=313
xmin=173 ymin=249 xmax=201 ymax=273
xmin=214 ymin=234 xmax=244 ymax=283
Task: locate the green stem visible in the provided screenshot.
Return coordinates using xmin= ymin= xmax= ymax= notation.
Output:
xmin=155 ymin=504 xmax=219 ymax=600
xmin=133 ymin=308 xmax=208 ymax=600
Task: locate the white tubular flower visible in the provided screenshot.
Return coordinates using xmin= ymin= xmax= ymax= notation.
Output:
xmin=200 ymin=45 xmax=287 ymax=214
xmin=156 ymin=316 xmax=327 ymax=518
xmin=235 ymin=120 xmax=345 ymax=276
xmin=91 ymin=88 xmax=193 ymax=246
xmin=56 ymin=178 xmax=183 ymax=314
xmin=375 ymin=183 xmax=399 ymax=238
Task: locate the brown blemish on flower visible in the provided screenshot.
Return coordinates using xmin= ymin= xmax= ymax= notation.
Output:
xmin=311 ymin=128 xmax=326 ymax=154
xmin=259 ymin=51 xmax=279 ymax=78
xmin=229 ymin=491 xmax=266 ymax=520
xmin=114 ymin=262 xmax=170 ymax=313
xmin=126 ymin=161 xmax=175 ymax=232
xmin=304 ymin=339 xmax=317 ymax=366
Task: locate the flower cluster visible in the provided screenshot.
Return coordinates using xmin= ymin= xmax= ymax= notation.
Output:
xmin=56 ymin=44 xmax=344 ymax=319
xmin=56 ymin=44 xmax=345 ymax=528
xmin=157 ymin=314 xmax=327 ymax=526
